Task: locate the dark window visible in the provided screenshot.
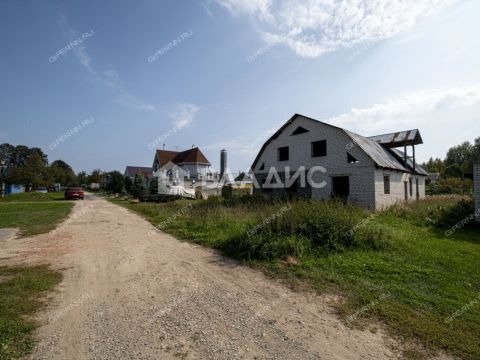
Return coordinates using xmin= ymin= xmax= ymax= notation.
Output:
xmin=312 ymin=140 xmax=327 ymax=157
xmin=259 ymin=163 xmax=265 ymax=170
xmin=291 ymin=126 xmax=309 ymax=135
xmin=347 ymin=153 xmax=358 ymax=164
xmin=409 ymin=178 xmax=413 ymax=197
xmin=384 ymin=175 xmax=390 ymax=194
xmin=278 ymin=146 xmax=289 ymax=161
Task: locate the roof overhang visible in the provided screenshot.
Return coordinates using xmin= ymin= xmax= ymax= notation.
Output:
xmin=368 ymin=129 xmax=423 ymax=148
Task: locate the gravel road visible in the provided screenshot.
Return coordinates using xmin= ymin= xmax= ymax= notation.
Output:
xmin=0 ymin=195 xmax=402 ymax=359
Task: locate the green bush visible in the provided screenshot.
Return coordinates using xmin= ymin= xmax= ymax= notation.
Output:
xmin=426 ymin=178 xmax=473 ymax=196
xmin=222 ymin=200 xmax=389 ymax=260
xmin=385 ymin=195 xmax=476 ymax=228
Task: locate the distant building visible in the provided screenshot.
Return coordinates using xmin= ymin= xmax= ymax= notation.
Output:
xmin=124 ymin=166 xmax=153 ymax=181
xmin=251 ymin=113 xmax=428 ymax=210
xmin=152 ymin=147 xmax=221 ymax=198
xmin=474 ymin=163 xmax=480 ymax=223
xmin=5 ymin=184 xmax=24 ymax=195
xmin=153 ymin=147 xmax=218 ymax=182
xmin=234 ymin=172 xmax=253 ymax=186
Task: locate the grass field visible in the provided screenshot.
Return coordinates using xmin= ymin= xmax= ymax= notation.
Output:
xmin=0 ymin=191 xmax=65 ymax=202
xmin=110 ymin=195 xmax=480 ymax=360
xmin=0 ymin=266 xmax=62 ymax=359
xmin=0 ymin=202 xmax=73 ymax=237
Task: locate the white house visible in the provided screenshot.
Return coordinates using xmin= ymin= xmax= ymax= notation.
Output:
xmin=152 ymin=147 xmax=217 ymax=181
xmin=251 ymin=114 xmax=429 ymax=210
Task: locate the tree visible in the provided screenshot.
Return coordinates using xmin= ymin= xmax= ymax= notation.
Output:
xmin=77 ymin=171 xmax=88 ymax=185
xmin=106 ymin=171 xmax=125 ymax=193
xmin=8 ymin=153 xmax=49 ymax=189
xmin=88 ymin=169 xmax=104 ymax=185
xmin=445 ymin=141 xmax=474 ymax=175
xmin=423 ymin=157 xmax=444 ymax=174
xmin=124 ymin=176 xmax=133 ymax=194
xmin=132 ymin=174 xmax=147 ymax=198
xmin=50 ymin=160 xmax=77 ymax=186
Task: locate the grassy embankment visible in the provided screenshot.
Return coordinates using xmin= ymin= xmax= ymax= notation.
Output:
xmin=110 ymin=195 xmax=480 ymax=360
xmin=0 ymin=192 xmax=71 ymax=359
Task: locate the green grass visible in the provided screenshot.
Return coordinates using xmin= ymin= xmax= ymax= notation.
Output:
xmin=110 ymin=195 xmax=480 ymax=360
xmin=0 ymin=192 xmax=66 ymax=202
xmin=0 ymin=266 xmax=62 ymax=359
xmin=0 ymin=202 xmax=73 ymax=237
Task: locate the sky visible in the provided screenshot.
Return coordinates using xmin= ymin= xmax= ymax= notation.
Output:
xmin=0 ymin=0 xmax=479 ymax=174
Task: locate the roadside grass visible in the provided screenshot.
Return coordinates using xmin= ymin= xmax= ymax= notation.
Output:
xmin=109 ymin=195 xmax=480 ymax=360
xmin=0 ymin=202 xmax=73 ymax=237
xmin=0 ymin=266 xmax=62 ymax=359
xmin=0 ymin=192 xmax=65 ymax=202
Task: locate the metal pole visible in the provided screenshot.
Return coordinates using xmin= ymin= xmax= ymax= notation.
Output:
xmin=412 ymin=145 xmax=416 ymax=173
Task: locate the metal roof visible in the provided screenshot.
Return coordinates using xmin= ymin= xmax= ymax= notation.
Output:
xmin=344 ymin=130 xmax=409 ymax=172
xmin=368 ymin=129 xmax=423 ymax=148
xmin=390 ymin=148 xmax=429 ymax=176
xmin=251 ymin=114 xmax=428 ymax=175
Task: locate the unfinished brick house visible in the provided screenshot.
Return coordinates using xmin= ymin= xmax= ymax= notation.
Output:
xmin=251 ymin=113 xmax=429 ymax=210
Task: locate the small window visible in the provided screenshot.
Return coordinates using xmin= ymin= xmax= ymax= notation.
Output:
xmin=347 ymin=153 xmax=358 ymax=164
xmin=278 ymin=146 xmax=289 ymax=161
xmin=259 ymin=163 xmax=265 ymax=170
xmin=312 ymin=140 xmax=327 ymax=157
xmin=291 ymin=126 xmax=309 ymax=135
xmin=384 ymin=175 xmax=390 ymax=194
xmin=409 ymin=178 xmax=413 ymax=197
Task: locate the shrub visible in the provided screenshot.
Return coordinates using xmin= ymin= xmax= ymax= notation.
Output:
xmin=222 ymin=199 xmax=389 ymax=260
xmin=427 ymin=178 xmax=473 ymax=196
xmin=385 ymin=195 xmax=476 ymax=228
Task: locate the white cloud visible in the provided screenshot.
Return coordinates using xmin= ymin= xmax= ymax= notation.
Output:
xmin=326 ymin=84 xmax=480 ymax=131
xmin=212 ymin=0 xmax=457 ymax=58
xmin=103 ymin=70 xmax=156 ymax=112
xmin=169 ymin=103 xmax=201 ymax=129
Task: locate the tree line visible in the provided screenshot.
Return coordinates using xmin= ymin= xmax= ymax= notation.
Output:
xmin=422 ymin=137 xmax=480 ymax=177
xmin=0 ymin=143 xmax=150 ymax=196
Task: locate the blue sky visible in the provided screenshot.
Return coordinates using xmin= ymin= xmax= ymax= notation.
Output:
xmin=0 ymin=0 xmax=479 ymax=173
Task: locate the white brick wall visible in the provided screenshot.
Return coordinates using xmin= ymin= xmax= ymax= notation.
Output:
xmin=475 ymin=163 xmax=480 ymax=222
xmin=252 ymin=115 xmax=426 ymax=210
xmin=374 ymin=169 xmax=426 ymax=210
xmin=253 ymin=116 xmax=377 ymax=209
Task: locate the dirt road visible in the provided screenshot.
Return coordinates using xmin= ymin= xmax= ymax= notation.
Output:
xmin=0 ymin=195 xmax=401 ymax=359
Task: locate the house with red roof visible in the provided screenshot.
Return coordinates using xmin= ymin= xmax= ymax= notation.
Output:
xmin=152 ymin=147 xmax=218 ymax=182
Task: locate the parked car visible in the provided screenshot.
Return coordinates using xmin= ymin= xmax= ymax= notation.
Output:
xmin=65 ymin=187 xmax=85 ymax=200
xmin=35 ymin=186 xmax=48 ymax=193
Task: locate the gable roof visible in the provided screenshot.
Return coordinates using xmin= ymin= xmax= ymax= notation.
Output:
xmin=251 ymin=113 xmax=426 ymax=175
xmin=155 ymin=147 xmax=211 ymax=168
xmin=234 ymin=172 xmax=252 ymax=182
xmin=124 ymin=166 xmax=153 ymax=179
xmin=155 ymin=150 xmax=179 ymax=168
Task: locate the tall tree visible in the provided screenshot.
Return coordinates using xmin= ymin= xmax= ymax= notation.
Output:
xmin=8 ymin=153 xmax=48 ymax=189
xmin=50 ymin=160 xmax=77 ymax=186
xmin=106 ymin=171 xmax=125 ymax=193
xmin=445 ymin=141 xmax=474 ymax=175
xmin=77 ymin=171 xmax=88 ymax=185
xmin=132 ymin=174 xmax=147 ymax=198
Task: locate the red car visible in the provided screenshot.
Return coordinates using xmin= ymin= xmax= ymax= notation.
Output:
xmin=64 ymin=187 xmax=85 ymax=200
